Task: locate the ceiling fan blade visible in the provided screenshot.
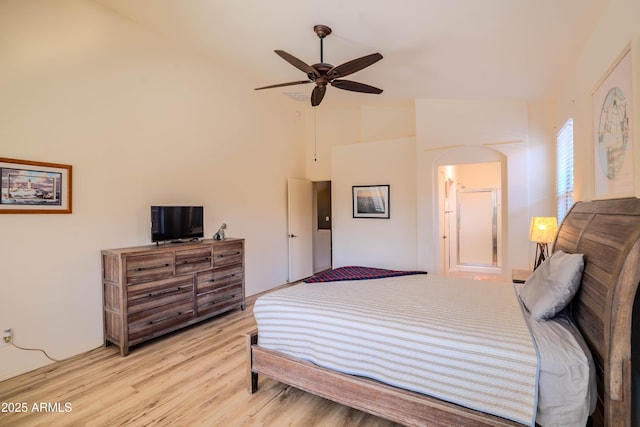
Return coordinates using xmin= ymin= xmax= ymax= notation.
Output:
xmin=254 ymin=80 xmax=312 ymax=90
xmin=331 ymin=79 xmax=383 ymax=94
xmin=311 ymin=85 xmax=326 ymax=107
xmin=327 ymin=53 xmax=383 ymax=79
xmin=275 ymin=50 xmax=320 ymax=78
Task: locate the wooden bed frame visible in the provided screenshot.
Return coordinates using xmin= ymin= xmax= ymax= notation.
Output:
xmin=247 ymin=198 xmax=640 ymax=426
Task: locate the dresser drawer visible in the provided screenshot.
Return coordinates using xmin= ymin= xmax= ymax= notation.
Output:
xmin=197 ymin=283 xmax=243 ymax=317
xmin=128 ymin=301 xmax=194 ymax=344
xmin=213 ymin=242 xmax=243 ymax=267
xmin=126 ymin=252 xmax=174 ymax=284
xmin=196 ymin=264 xmax=243 ymax=294
xmin=175 ymin=246 xmax=212 ymax=275
xmin=127 ymin=276 xmax=193 ymax=314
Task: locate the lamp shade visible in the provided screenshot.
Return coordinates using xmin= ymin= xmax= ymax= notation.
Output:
xmin=529 ymin=217 xmax=558 ymax=243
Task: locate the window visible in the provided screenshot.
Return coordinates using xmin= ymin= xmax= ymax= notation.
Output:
xmin=556 ymin=118 xmax=574 ymax=224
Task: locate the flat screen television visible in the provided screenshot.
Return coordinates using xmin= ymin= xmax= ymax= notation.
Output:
xmin=151 ymin=206 xmax=204 ymax=243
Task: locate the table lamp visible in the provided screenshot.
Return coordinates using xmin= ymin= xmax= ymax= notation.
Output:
xmin=529 ymin=217 xmax=558 ymax=270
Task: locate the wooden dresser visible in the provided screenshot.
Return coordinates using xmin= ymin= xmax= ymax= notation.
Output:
xmin=101 ymin=238 xmax=245 ymax=355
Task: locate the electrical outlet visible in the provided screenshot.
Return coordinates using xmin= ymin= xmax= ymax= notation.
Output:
xmin=2 ymin=328 xmax=13 ymax=345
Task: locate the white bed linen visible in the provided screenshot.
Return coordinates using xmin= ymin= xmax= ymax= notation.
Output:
xmin=516 ymin=282 xmax=596 ymax=427
xmin=254 ymin=275 xmax=539 ymax=425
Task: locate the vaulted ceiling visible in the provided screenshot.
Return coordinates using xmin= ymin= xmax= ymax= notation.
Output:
xmin=94 ymin=0 xmax=608 ymax=107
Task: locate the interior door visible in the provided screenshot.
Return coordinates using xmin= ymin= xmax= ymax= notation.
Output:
xmin=440 ymin=173 xmax=454 ymax=274
xmin=287 ymin=178 xmax=313 ymax=282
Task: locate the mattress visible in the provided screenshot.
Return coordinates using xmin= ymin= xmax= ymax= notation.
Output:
xmin=254 ymin=275 xmax=540 ymax=425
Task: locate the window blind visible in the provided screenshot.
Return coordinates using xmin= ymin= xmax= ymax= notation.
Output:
xmin=556 ymin=118 xmax=574 ymax=223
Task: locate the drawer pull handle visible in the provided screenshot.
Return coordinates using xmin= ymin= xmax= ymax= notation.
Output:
xmin=217 ymin=251 xmax=241 ymax=258
xmin=206 ymin=272 xmax=239 ymax=283
xmin=182 ymin=257 xmax=210 ymax=265
xmin=209 ymin=294 xmax=236 ymax=306
xmin=135 ymin=263 xmax=170 ymax=272
xmin=145 ymin=286 xmax=186 ymax=298
xmin=145 ymin=310 xmax=189 ymax=326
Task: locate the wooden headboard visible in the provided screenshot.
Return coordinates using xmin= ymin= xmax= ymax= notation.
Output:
xmin=554 ymin=198 xmax=640 ymax=426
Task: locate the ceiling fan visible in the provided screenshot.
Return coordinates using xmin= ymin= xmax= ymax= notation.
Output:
xmin=255 ymin=25 xmax=383 ymax=107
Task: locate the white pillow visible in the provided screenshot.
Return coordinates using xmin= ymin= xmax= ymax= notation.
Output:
xmin=518 ymin=250 xmax=584 ymax=321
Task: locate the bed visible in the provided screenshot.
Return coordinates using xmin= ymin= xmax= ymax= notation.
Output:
xmin=247 ymin=198 xmax=640 ymax=426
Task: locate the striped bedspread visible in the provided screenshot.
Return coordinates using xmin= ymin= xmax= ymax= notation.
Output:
xmin=253 ymin=275 xmax=539 ymax=426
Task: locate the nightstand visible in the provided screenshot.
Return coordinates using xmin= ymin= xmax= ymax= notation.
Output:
xmin=512 ymin=269 xmax=532 ymax=284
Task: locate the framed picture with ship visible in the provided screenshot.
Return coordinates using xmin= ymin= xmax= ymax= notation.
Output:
xmin=0 ymin=157 xmax=72 ymax=214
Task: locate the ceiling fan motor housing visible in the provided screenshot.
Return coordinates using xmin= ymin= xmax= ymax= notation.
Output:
xmin=310 ymin=63 xmax=333 ymax=82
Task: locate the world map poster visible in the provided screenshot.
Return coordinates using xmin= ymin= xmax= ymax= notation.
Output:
xmin=593 ymin=46 xmax=633 ymax=198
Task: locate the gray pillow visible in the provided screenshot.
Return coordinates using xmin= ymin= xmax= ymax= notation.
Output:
xmin=518 ymin=250 xmax=584 ymax=321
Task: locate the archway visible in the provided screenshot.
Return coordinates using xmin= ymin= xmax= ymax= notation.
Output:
xmin=435 ymin=147 xmax=507 ymax=277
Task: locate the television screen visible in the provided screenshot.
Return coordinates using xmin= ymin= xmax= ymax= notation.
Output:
xmin=151 ymin=206 xmax=204 ymax=243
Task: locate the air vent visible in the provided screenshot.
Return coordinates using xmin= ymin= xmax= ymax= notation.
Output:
xmin=283 ymin=92 xmax=309 ymax=102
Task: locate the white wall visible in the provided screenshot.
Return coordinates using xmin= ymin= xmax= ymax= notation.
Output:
xmin=554 ymin=0 xmax=640 ymax=202
xmin=305 ymin=100 xmax=416 ymax=182
xmin=332 ymin=138 xmax=417 ymax=270
xmin=360 ymin=101 xmax=415 ymax=143
xmin=305 ymin=106 xmax=361 ymax=182
xmin=527 ymin=101 xmax=557 ymax=216
xmin=0 ymin=0 xmax=304 ymax=380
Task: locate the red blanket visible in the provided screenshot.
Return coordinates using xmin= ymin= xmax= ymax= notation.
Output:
xmin=304 ymin=266 xmax=427 ymax=283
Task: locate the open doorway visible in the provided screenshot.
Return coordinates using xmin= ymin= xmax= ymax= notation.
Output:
xmin=287 ymin=179 xmax=332 ymax=281
xmin=438 ymin=161 xmax=503 ymax=276
xmin=313 ymin=181 xmax=332 ymax=273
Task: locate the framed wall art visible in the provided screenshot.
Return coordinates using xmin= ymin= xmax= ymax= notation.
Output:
xmin=352 ymin=185 xmax=389 ymax=219
xmin=0 ymin=157 xmax=72 ymax=214
xmin=592 ymin=44 xmax=634 ymax=199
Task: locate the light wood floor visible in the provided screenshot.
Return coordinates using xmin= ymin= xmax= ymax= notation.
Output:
xmin=0 ymin=291 xmax=401 ymax=427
